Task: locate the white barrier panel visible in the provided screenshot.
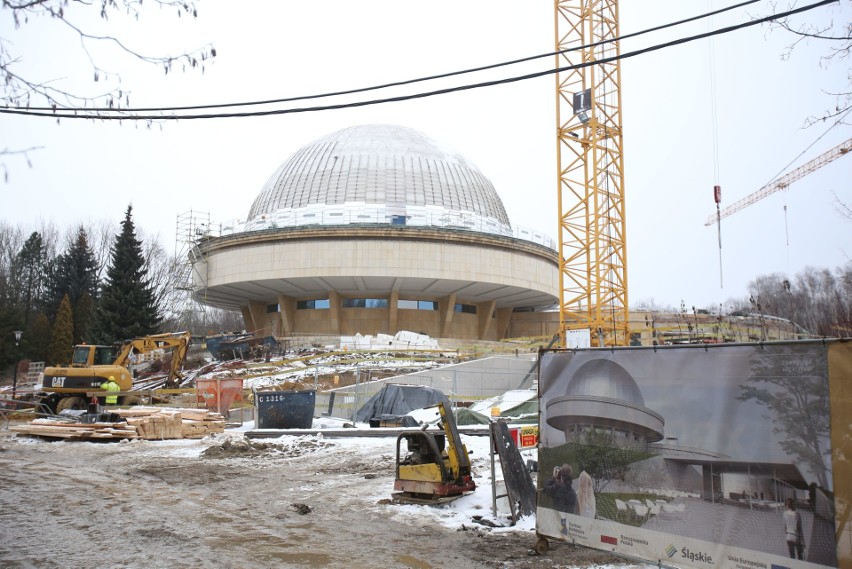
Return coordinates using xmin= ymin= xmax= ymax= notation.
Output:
xmin=537 ymin=341 xmax=851 ymax=569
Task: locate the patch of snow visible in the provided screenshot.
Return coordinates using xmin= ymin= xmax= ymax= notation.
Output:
xmin=469 ymin=389 xmax=537 ymax=416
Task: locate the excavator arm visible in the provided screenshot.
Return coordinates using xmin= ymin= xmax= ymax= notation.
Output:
xmin=114 ymin=331 xmax=192 ymax=387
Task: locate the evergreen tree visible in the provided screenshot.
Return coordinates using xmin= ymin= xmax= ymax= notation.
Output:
xmin=73 ymin=291 xmax=96 ymax=344
xmin=47 ymin=294 xmax=74 ymax=366
xmin=11 ymin=232 xmax=49 ymax=326
xmin=0 ymin=306 xmax=23 ymax=371
xmin=51 ymin=228 xmax=100 ymax=342
xmin=27 ymin=312 xmax=52 ymax=364
xmin=96 ymin=206 xmax=162 ymax=341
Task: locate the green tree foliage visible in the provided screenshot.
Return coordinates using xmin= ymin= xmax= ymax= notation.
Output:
xmin=51 ymin=227 xmax=99 ymax=342
xmin=0 ymin=307 xmax=23 ymax=371
xmin=26 ymin=312 xmax=51 ymax=364
xmin=73 ymin=292 xmax=96 ymax=345
xmin=739 ymin=343 xmax=831 ymax=489
xmin=96 ymin=205 xmax=162 ymax=342
xmin=51 ymin=227 xmax=98 ymax=307
xmin=47 ymin=294 xmax=74 ymax=366
xmin=11 ymin=231 xmax=49 ymax=326
xmin=539 ymin=431 xmax=654 ymax=499
xmin=572 ymin=430 xmax=652 ymax=494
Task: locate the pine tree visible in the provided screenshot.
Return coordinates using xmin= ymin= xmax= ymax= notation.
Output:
xmin=96 ymin=205 xmax=162 ymax=342
xmin=12 ymin=231 xmax=49 ymax=327
xmin=27 ymin=312 xmax=52 ymax=364
xmin=73 ymin=291 xmax=96 ymax=344
xmin=47 ymin=294 xmax=74 ymax=366
xmin=0 ymin=307 xmax=23 ymax=370
xmin=50 ymin=227 xmax=99 ymax=342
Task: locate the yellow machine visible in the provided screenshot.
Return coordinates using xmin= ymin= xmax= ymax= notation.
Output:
xmin=392 ymin=401 xmax=476 ymax=505
xmin=40 ymin=331 xmax=191 ymax=413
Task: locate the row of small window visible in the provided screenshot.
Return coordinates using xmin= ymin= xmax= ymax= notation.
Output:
xmin=278 ymin=299 xmax=479 ymax=313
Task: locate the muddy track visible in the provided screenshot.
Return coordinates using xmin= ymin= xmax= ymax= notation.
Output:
xmin=0 ymin=432 xmax=625 ymax=569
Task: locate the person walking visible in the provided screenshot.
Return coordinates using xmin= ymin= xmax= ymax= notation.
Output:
xmin=783 ymin=498 xmax=805 ymax=560
xmin=101 ymin=376 xmax=121 ymax=407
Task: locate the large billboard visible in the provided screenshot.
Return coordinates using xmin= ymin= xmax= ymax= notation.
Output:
xmin=537 ymin=340 xmax=851 ymax=569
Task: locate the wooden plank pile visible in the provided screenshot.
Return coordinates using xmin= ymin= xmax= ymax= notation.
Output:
xmin=10 ymin=419 xmax=139 ymax=440
xmin=114 ymin=407 xmax=226 ymax=439
xmin=11 ymin=407 xmax=226 ymax=441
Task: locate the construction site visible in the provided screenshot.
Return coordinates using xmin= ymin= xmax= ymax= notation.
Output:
xmin=1 ymin=1 xmax=850 ymax=568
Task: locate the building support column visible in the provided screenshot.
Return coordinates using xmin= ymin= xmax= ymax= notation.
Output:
xmin=328 ymin=291 xmax=341 ymax=334
xmin=277 ymin=294 xmax=296 ymax=336
xmin=240 ymin=304 xmax=255 ymax=334
xmin=248 ymin=300 xmax=269 ymax=336
xmin=477 ymin=300 xmax=497 ymax=339
xmin=388 ymin=290 xmax=399 ymax=334
xmin=495 ymin=307 xmax=512 ymax=340
xmin=439 ymin=293 xmax=456 ymax=338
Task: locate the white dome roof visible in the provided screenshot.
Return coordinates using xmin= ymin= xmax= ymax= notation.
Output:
xmin=248 ymin=124 xmax=511 ymax=227
xmin=565 ymin=359 xmax=645 ymax=406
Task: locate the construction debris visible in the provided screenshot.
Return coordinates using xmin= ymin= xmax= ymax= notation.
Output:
xmin=10 ymin=406 xmax=225 ymax=441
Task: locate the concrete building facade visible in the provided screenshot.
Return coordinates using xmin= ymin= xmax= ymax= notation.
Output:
xmin=190 ymin=123 xmax=801 ymax=345
xmin=191 ymin=124 xmax=559 ymax=341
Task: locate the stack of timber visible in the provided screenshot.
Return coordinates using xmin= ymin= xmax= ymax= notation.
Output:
xmin=10 ymin=419 xmax=138 ymax=440
xmin=11 ymin=407 xmax=226 ymax=441
xmin=113 ymin=406 xmax=226 ymax=439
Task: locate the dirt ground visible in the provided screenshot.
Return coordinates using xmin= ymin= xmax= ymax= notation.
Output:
xmin=0 ymin=427 xmax=628 ymax=569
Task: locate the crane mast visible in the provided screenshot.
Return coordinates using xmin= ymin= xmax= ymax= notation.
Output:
xmin=555 ymin=0 xmax=629 ymax=347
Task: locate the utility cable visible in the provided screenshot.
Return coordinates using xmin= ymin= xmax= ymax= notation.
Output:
xmin=767 ymin=106 xmax=852 ymax=184
xmin=708 ymin=0 xmax=725 ymax=289
xmin=765 ymin=105 xmax=851 ymax=269
xmin=8 ymin=0 xmax=763 ymax=114
xmin=0 ymin=0 xmax=835 ymax=121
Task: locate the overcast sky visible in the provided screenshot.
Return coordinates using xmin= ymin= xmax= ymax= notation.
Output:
xmin=2 ymin=0 xmax=849 ymax=311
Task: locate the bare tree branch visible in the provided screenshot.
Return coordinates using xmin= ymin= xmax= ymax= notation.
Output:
xmin=833 ymin=190 xmax=852 ymax=220
xmin=2 ymin=0 xmax=215 ymax=109
xmin=768 ymin=1 xmax=852 ymax=126
xmin=1 ymin=0 xmax=215 ymax=175
xmin=0 ymin=144 xmax=43 ymax=182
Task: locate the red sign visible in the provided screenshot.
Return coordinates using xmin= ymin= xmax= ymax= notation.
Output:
xmin=507 ymin=426 xmax=539 ymax=449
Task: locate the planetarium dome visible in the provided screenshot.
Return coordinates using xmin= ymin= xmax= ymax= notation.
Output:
xmin=546 ymin=358 xmax=664 ymax=445
xmin=192 ymin=123 xmax=560 ymax=341
xmin=246 ymin=124 xmax=512 ymax=235
xmin=565 ymin=359 xmax=645 ymax=406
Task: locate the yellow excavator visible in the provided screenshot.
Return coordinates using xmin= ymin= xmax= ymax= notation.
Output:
xmin=392 ymin=401 xmax=476 ymax=505
xmin=40 ymin=331 xmax=191 ymax=413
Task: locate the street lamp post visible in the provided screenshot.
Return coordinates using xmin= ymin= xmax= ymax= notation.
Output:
xmin=12 ymin=330 xmax=22 ymax=400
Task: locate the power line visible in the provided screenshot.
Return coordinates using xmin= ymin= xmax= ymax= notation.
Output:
xmin=0 ymin=0 xmax=835 ymax=121
xmin=7 ymin=0 xmax=763 ymax=114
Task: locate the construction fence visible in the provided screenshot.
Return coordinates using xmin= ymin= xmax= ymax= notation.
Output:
xmin=314 ymin=355 xmax=538 ymax=421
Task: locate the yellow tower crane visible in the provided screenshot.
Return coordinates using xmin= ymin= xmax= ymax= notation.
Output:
xmin=703 ymin=138 xmax=852 ymax=226
xmin=554 ymin=0 xmax=629 ymax=347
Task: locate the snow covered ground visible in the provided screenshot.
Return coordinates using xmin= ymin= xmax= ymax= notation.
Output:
xmin=235 ymin=416 xmax=541 ymax=533
xmin=0 ymin=413 xmax=643 ymax=567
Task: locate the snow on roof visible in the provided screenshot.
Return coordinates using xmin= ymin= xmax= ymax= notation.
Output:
xmin=469 ymin=389 xmax=537 ymax=416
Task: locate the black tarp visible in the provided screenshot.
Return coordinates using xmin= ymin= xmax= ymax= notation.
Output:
xmin=354 ymin=384 xmax=451 ymax=423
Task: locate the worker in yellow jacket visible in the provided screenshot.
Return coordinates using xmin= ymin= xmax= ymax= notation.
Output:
xmin=101 ymin=376 xmax=121 ymax=406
